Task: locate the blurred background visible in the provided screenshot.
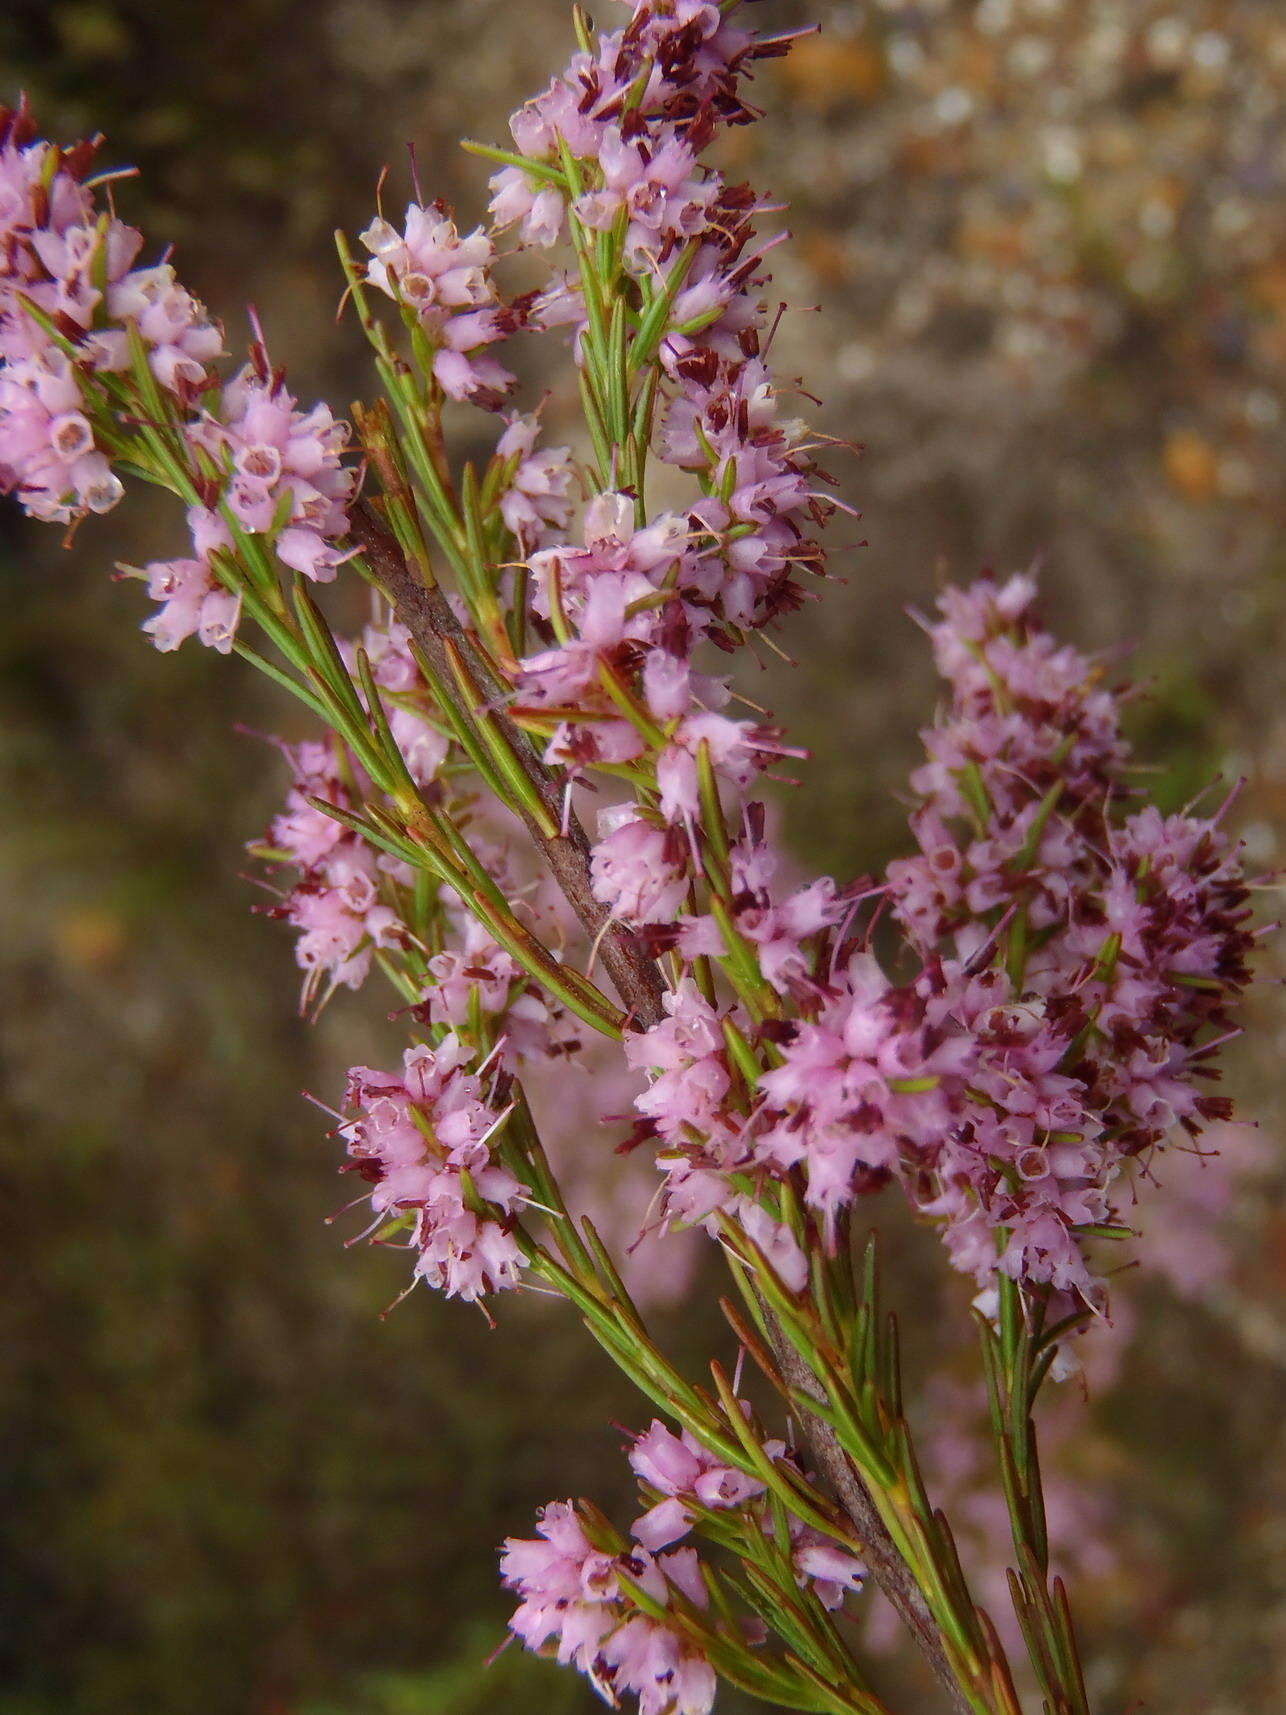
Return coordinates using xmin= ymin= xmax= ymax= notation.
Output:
xmin=1 ymin=2 xmax=1284 ymax=1712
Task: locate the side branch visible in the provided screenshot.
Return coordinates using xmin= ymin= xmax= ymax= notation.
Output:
xmin=349 ymin=501 xmax=667 ymax=1032
xmin=350 ymin=502 xmax=976 ymax=1715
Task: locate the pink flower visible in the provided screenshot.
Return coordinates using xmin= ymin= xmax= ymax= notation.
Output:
xmin=792 ymin=1535 xmax=866 ymax=1612
xmin=106 ymin=260 xmax=223 ymax=392
xmin=139 ymin=557 xmax=239 ymax=654
xmin=626 ymin=983 xmax=732 ymax=1147
xmin=254 ymin=737 xmax=409 ymax=1006
xmin=501 ymin=1502 xmax=716 ymax=1712
xmin=190 ymin=365 xmax=354 ymax=581
xmin=361 ymin=204 xmax=496 ymax=313
xmin=361 ymin=201 xmax=517 ymax=408
xmin=0 ymin=344 xmax=123 ymax=522
xmin=340 ymin=1037 xmax=525 ymax=1301
xmin=496 ymin=413 xmax=575 ymax=547
xmin=629 ymin=1419 xmax=766 ymax=1548
xmin=575 ymin=130 xmax=717 ymax=260
xmin=501 ymin=1501 xmax=618 ymax=1666
xmin=489 ymin=168 xmax=565 ymax=247
xmin=864 ymin=574 xmax=1257 ymax=1296
xmin=591 ymin=807 xmax=690 ymax=927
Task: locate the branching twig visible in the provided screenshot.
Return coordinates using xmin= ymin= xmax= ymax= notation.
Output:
xmin=353 ymin=498 xmax=979 ymax=1715
xmin=349 ymin=500 xmax=667 ymax=1034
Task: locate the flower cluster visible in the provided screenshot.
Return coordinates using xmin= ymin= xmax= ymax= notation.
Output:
xmin=512 ymin=485 xmax=796 ymax=805
xmin=630 ymin=1416 xmax=767 ymax=1551
xmin=139 ymin=548 xmax=240 ymax=655
xmin=622 ymin=981 xmax=810 ymax=1295
xmin=361 ymin=201 xmax=519 ymax=408
xmin=483 ymin=0 xmax=829 ymax=821
xmin=253 ymin=618 xmax=577 ymax=1064
xmin=501 ymin=1501 xmax=716 ymax=1715
xmin=622 ymin=572 xmax=1256 ymax=1305
xmin=457 ymin=31 xmax=850 ymax=1333
xmin=141 ymin=364 xmax=357 ymax=651
xmin=495 ymin=411 xmax=576 ymax=551
xmin=748 ymin=576 xmax=1255 ymax=1298
xmin=185 ymin=357 xmax=355 ymax=582
xmin=339 ymin=1036 xmax=525 ymax=1303
xmin=488 ymin=1 xmax=770 ymax=247
xmin=885 ymin=572 xmax=1127 ymax=950
xmin=256 ymin=735 xmax=405 ymax=1010
xmin=502 ymin=1415 xmax=865 ymax=1713
xmin=629 ymin=1418 xmax=865 ymax=1611
xmin=658 ymin=353 xmax=825 ymax=633
xmin=0 ymin=99 xmax=222 ymax=524
xmin=5 ymin=8 xmax=1272 ymax=1712
xmin=0 ymin=98 xmax=359 ymax=658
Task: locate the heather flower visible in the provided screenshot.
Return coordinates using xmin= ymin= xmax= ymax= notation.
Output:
xmin=629 ymin=1418 xmax=768 ymax=1549
xmin=501 ymin=1502 xmax=716 ymax=1714
xmin=340 ymin=1036 xmax=525 ymax=1302
xmin=603 ymin=1597 xmax=717 ymax=1715
xmin=755 ymin=952 xmax=970 ymax=1240
xmin=490 ymin=0 xmax=767 ymax=214
xmin=256 ymin=737 xmax=404 ymax=1006
xmin=886 ymin=572 xmax=1127 ymax=949
xmin=140 ymin=556 xmax=239 ymax=654
xmin=735 ymin=1200 xmax=809 ymax=1294
xmin=4 ymin=205 xmax=221 ymax=393
xmin=286 ymin=867 xmax=400 ymax=993
xmin=661 ymin=357 xmax=824 ymax=629
xmin=0 ymin=101 xmax=223 ymax=526
xmin=0 ymin=103 xmax=93 ymax=281
xmin=656 ymin=714 xmax=783 ymax=823
xmin=521 ymin=576 xmax=652 ymax=706
xmin=106 ymin=260 xmax=224 ymax=392
xmin=501 ymin=1501 xmax=620 ymax=1670
xmin=723 ymin=834 xmax=846 ymax=995
xmin=362 ymin=203 xmax=493 ymax=311
xmin=0 ymin=118 xmax=221 ymax=391
xmin=575 ymin=131 xmax=717 ymax=261
xmin=506 ymin=1408 xmax=864 ymax=1708
xmin=591 ymin=806 xmax=690 ymax=928
xmin=0 ymin=344 xmax=123 ymax=521
xmin=495 ymin=412 xmax=575 ymax=549
xmin=488 ymin=166 xmax=565 ymax=247
xmin=857 ymin=576 xmax=1256 ymax=1296
xmin=625 ymin=982 xmax=735 ymax=1150
xmin=361 ymin=201 xmax=517 ymax=407
xmin=531 ymin=490 xmax=689 ymax=606
xmin=422 ymin=924 xmax=559 ymax=1069
xmin=8 ymin=15 xmax=1272 ymax=1714
xmin=622 ymin=983 xmax=811 ymax=1291
xmin=189 ymin=362 xmax=354 ymax=583
xmin=790 ymin=1530 xmax=867 ymax=1612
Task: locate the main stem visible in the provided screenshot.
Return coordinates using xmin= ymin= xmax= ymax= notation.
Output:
xmin=767 ymin=1323 xmax=978 ymax=1715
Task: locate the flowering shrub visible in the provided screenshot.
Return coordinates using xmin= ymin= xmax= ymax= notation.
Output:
xmin=1 ymin=6 xmax=1268 ymax=1714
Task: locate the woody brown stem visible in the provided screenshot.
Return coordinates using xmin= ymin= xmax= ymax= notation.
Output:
xmin=768 ymin=1326 xmax=980 ymax=1715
